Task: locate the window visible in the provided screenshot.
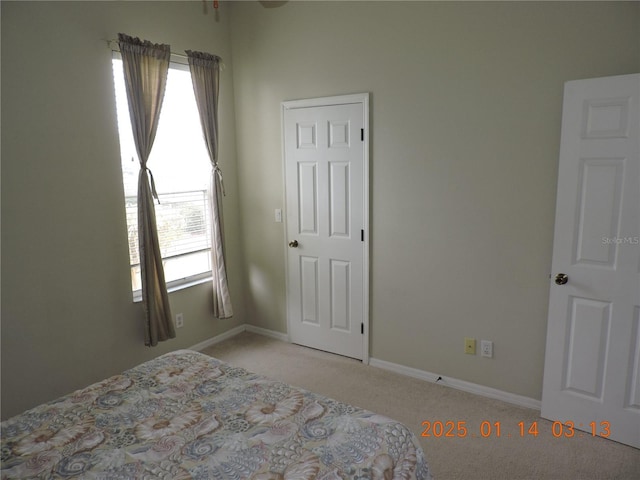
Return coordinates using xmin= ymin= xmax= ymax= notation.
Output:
xmin=112 ymin=57 xmax=212 ymax=298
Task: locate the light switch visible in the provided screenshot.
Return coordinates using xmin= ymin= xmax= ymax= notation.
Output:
xmin=275 ymin=209 xmax=283 ymax=223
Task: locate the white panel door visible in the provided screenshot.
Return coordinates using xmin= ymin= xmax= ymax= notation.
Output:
xmin=542 ymin=74 xmax=640 ymax=448
xmin=283 ymin=94 xmax=369 ymax=360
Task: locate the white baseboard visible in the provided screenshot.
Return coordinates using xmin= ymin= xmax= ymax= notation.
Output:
xmin=244 ymin=324 xmax=290 ymax=342
xmin=188 ymin=324 xmax=289 ymax=352
xmin=188 ymin=324 xmax=246 ymax=352
xmin=189 ymin=324 xmax=541 ymax=411
xmin=369 ymin=357 xmax=541 ymax=411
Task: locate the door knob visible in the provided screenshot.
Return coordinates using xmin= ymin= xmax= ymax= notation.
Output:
xmin=554 ymin=273 xmax=568 ymax=285
xmin=288 ymin=240 xmax=299 ymax=248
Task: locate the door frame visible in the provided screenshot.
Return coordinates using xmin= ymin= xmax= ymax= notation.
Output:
xmin=281 ymin=93 xmax=370 ymax=363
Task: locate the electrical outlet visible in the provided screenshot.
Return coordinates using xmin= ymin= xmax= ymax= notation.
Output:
xmin=175 ymin=313 xmax=184 ymax=328
xmin=464 ymin=337 xmax=476 ymax=355
xmin=481 ymin=340 xmax=493 ymax=358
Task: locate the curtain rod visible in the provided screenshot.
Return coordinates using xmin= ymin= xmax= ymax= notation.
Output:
xmin=106 ymin=39 xmax=224 ymax=68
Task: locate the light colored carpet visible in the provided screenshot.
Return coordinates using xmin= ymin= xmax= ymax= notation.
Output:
xmin=202 ymin=331 xmax=640 ymax=480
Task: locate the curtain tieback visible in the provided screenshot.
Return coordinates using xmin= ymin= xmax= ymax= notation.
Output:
xmin=213 ymin=163 xmax=226 ymax=196
xmin=145 ymin=166 xmax=161 ymax=202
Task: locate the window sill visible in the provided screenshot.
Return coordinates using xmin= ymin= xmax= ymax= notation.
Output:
xmin=132 ymin=275 xmax=212 ymax=303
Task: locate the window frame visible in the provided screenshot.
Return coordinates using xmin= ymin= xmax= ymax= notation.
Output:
xmin=112 ymin=51 xmax=213 ymax=302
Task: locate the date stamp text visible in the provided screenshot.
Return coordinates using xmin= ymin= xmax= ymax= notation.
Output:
xmin=420 ymin=420 xmax=610 ymax=439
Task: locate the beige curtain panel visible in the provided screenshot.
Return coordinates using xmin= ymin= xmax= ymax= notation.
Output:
xmin=186 ymin=50 xmax=233 ymax=319
xmin=118 ymin=33 xmax=175 ymax=346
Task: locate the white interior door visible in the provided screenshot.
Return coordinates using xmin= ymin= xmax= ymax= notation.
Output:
xmin=283 ymin=94 xmax=369 ymax=361
xmin=541 ymin=74 xmax=640 ymax=448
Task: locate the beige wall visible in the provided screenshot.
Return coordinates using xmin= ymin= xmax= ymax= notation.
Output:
xmin=1 ymin=1 xmax=245 ymax=419
xmin=228 ymin=1 xmax=640 ymax=400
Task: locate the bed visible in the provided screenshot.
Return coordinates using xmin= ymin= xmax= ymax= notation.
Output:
xmin=1 ymin=349 xmax=432 ymax=479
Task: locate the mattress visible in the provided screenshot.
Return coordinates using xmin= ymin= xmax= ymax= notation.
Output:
xmin=1 ymin=349 xmax=432 ymax=479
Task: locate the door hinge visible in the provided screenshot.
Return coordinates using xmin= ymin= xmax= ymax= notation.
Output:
xmin=361 ymin=323 xmax=364 ymax=334
xmin=361 ymin=128 xmax=364 ymax=141
xmin=361 ymin=229 xmax=364 ymax=242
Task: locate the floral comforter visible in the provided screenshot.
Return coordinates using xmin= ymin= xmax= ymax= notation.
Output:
xmin=1 ymin=350 xmax=431 ymax=479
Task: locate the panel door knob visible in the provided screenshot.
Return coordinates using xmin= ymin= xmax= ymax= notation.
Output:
xmin=288 ymin=240 xmax=299 ymax=248
xmin=554 ymin=273 xmax=569 ymax=285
